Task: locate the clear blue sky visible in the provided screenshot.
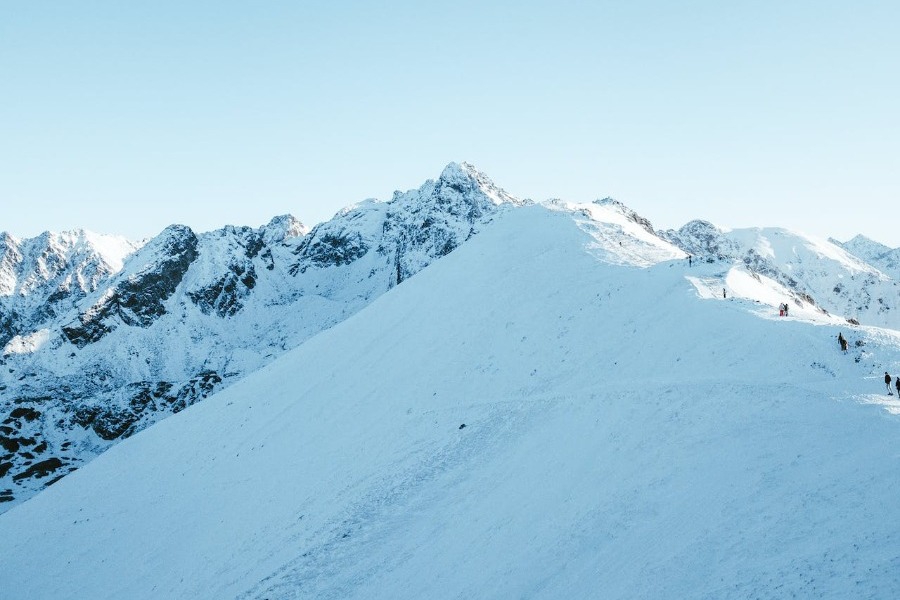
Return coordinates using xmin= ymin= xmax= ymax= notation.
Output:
xmin=2 ymin=1 xmax=898 ymax=244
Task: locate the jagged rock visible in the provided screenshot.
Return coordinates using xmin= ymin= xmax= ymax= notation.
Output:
xmin=659 ymin=220 xmax=740 ymax=261
xmin=261 ymin=214 xmax=309 ymax=245
xmin=295 ymin=231 xmax=370 ymax=270
xmin=11 ymin=458 xmax=63 ymax=482
xmin=9 ymin=407 xmax=40 ymax=422
xmin=62 ymin=225 xmax=199 ymax=346
xmin=1 ymin=230 xmax=139 ymax=347
xmin=594 ymin=197 xmax=656 ymax=236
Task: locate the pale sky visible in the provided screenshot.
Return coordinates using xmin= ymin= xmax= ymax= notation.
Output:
xmin=2 ymin=1 xmax=898 ymax=245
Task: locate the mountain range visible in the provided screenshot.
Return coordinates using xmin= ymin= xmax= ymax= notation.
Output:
xmin=1 ymin=163 xmax=900 ymax=597
xmin=2 ymin=163 xmax=899 ymax=511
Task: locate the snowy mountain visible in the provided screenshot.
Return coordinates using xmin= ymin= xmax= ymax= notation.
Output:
xmin=661 ymin=221 xmax=900 ymax=327
xmin=2 ymin=161 xmax=900 ymax=527
xmin=0 ymin=229 xmax=140 ymax=348
xmin=0 ymin=163 xmax=525 ymax=509
xmin=833 ymin=234 xmax=900 ymax=281
xmin=2 ymin=204 xmax=899 ymax=599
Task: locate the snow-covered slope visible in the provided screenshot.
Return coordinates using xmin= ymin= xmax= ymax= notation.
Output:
xmin=662 ymin=221 xmax=900 ymax=327
xmin=834 ymin=234 xmax=900 ymax=281
xmin=0 ymin=163 xmax=525 ymax=510
xmin=2 ymin=205 xmax=899 ymax=599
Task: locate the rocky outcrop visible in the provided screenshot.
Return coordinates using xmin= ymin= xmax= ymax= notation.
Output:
xmin=659 ymin=220 xmax=741 ymax=262
xmin=290 ymin=162 xmax=526 ymax=286
xmin=62 ymin=225 xmax=199 ymax=346
xmin=0 ymin=230 xmax=139 ymax=347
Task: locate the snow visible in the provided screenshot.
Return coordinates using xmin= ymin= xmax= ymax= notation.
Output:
xmin=2 ymin=205 xmax=900 ymax=598
xmin=729 ymin=227 xmax=880 ymax=277
xmin=79 ymin=230 xmax=142 ymax=271
xmin=546 ymin=199 xmax=684 ymax=267
xmin=0 ymin=229 xmax=140 ymax=298
xmin=2 ymin=328 xmax=51 ymax=355
xmin=664 ymin=221 xmax=900 ymax=328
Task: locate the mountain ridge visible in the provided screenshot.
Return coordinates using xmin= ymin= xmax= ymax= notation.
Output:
xmin=0 ymin=162 xmax=523 ymax=509
xmin=2 ymin=204 xmax=899 ymax=598
xmin=1 ymin=162 xmax=899 ymax=513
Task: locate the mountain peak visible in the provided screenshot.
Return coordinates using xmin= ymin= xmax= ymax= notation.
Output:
xmin=589 ymin=196 xmax=656 ymax=237
xmin=437 ymin=161 xmax=522 ymax=207
xmin=841 ymin=233 xmax=892 ymax=252
xmin=261 ymin=214 xmax=309 ymax=244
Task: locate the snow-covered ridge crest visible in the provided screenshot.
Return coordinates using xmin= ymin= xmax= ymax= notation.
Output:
xmin=438 ymin=161 xmax=523 ymax=207
xmin=545 ymin=197 xmax=685 ymax=267
xmin=0 ymin=228 xmax=140 ymax=298
xmin=832 ymin=234 xmax=900 ymax=280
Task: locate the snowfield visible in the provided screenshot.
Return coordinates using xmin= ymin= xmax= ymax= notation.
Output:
xmin=1 ymin=205 xmax=899 ymax=599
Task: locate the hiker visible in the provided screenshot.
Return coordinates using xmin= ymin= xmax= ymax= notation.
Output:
xmin=886 ymin=372 xmax=894 ymax=395
xmin=688 ymin=254 xmax=692 ymax=267
xmin=839 ymin=333 xmax=848 ymax=353
xmin=783 ymin=303 xmax=789 ymax=317
xmin=723 ymin=288 xmax=727 ymax=299
xmin=896 ymin=377 xmax=900 ymax=397
xmin=779 ymin=304 xmax=784 ymax=317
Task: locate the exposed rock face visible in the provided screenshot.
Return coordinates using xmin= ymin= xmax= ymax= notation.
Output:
xmin=0 ymin=163 xmax=522 ymax=511
xmin=0 ymin=230 xmax=139 ymax=347
xmin=62 ymin=226 xmax=200 ymax=346
xmin=593 ymin=197 xmax=657 ymax=237
xmin=186 ymin=226 xmax=263 ymax=317
xmin=659 ymin=220 xmax=741 ymax=263
xmin=291 ymin=161 xmax=527 ymax=286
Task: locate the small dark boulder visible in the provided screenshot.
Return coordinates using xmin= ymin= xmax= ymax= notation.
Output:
xmin=10 ymin=407 xmax=41 ymax=422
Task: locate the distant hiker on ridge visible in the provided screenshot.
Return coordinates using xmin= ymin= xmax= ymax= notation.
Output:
xmin=688 ymin=254 xmax=692 ymax=267
xmin=723 ymin=288 xmax=727 ymax=299
xmin=783 ymin=303 xmax=789 ymax=317
xmin=838 ymin=333 xmax=848 ymax=353
xmin=896 ymin=377 xmax=900 ymax=397
xmin=886 ymin=372 xmax=894 ymax=396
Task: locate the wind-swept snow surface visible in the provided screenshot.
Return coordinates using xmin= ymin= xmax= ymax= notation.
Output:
xmin=1 ymin=206 xmax=900 ymax=599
